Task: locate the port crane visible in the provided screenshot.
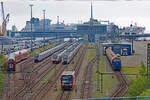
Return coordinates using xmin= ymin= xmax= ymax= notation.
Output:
xmin=0 ymin=2 xmax=10 ymax=53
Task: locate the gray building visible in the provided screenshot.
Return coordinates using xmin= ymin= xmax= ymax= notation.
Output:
xmin=77 ymin=3 xmax=107 ymax=42
xmin=24 ymin=18 xmax=51 ymax=32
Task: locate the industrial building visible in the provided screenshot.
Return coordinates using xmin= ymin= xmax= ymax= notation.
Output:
xmin=102 ymin=43 xmax=132 ymax=56
xmin=24 ymin=17 xmax=51 ymax=32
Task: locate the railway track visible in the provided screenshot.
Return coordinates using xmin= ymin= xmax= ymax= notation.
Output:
xmin=3 ymin=56 xmax=34 ymax=100
xmin=80 ymin=56 xmax=97 ymax=99
xmin=57 ymin=45 xmax=87 ymax=100
xmin=111 ymin=71 xmax=129 ymax=97
xmin=14 ymin=57 xmax=53 ymax=100
xmin=29 ymin=64 xmax=66 ymax=100
xmin=104 ymin=46 xmax=129 ymax=98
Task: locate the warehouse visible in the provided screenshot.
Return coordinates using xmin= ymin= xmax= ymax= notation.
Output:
xmin=102 ymin=43 xmax=132 ymax=56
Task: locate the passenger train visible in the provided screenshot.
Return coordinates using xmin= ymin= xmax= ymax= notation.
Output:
xmin=61 ymin=71 xmax=75 ymax=90
xmin=6 ymin=49 xmax=29 ymax=71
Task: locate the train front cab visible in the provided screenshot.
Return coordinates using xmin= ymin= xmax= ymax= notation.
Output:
xmin=34 ymin=53 xmax=39 ymax=63
xmin=7 ymin=59 xmax=16 ymax=71
xmin=61 ymin=75 xmax=73 ymax=90
xmin=112 ymin=58 xmax=121 ymax=71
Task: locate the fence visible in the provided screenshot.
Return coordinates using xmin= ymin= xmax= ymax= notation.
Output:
xmin=73 ymin=96 xmax=150 ymax=100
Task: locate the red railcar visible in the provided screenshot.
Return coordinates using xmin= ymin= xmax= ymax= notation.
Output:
xmin=6 ymin=49 xmax=29 ymax=71
xmin=61 ymin=71 xmax=75 ymax=90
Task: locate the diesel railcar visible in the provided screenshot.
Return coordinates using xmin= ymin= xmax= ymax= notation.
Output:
xmin=105 ymin=47 xmax=121 ymax=71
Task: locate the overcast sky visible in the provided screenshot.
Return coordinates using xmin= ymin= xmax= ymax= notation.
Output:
xmin=2 ymin=0 xmax=150 ymax=32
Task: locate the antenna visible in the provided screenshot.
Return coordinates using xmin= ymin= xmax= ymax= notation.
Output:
xmin=90 ymin=2 xmax=93 ymax=20
xmin=57 ymin=16 xmax=59 ymax=25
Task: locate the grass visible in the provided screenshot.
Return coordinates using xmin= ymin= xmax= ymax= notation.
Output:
xmin=29 ymin=43 xmax=56 ymax=56
xmin=92 ymin=55 xmax=118 ymax=98
xmin=88 ymin=43 xmax=95 ymax=49
xmin=0 ymin=54 xmax=6 ymax=97
xmin=87 ymin=49 xmax=96 ymax=61
xmin=86 ymin=43 xmax=96 ymax=61
xmin=122 ymin=66 xmax=141 ymax=80
xmin=139 ymin=89 xmax=150 ymax=99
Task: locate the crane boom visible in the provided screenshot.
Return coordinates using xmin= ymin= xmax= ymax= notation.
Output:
xmin=1 ymin=14 xmax=9 ymax=36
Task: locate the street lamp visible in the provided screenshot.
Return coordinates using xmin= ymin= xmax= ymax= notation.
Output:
xmin=43 ymin=10 xmax=45 ymax=47
xmin=30 ymin=4 xmax=33 ymax=51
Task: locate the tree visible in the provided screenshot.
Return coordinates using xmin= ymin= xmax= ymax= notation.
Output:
xmin=128 ymin=61 xmax=147 ymax=96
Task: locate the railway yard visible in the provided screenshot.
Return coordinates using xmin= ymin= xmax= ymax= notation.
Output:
xmin=0 ymin=39 xmax=149 ymax=100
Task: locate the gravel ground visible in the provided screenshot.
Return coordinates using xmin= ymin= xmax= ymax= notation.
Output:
xmin=121 ymin=41 xmax=148 ymax=67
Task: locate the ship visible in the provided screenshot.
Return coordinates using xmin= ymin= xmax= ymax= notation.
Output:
xmin=121 ymin=23 xmax=145 ymax=35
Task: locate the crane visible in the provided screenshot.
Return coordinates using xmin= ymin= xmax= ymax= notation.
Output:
xmin=0 ymin=2 xmax=9 ymax=36
xmin=0 ymin=2 xmax=10 ymax=53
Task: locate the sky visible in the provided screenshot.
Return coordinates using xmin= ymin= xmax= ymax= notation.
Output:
xmin=2 ymin=0 xmax=150 ymax=32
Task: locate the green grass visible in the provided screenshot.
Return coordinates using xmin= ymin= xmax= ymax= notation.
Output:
xmin=0 ymin=54 xmax=6 ymax=96
xmin=29 ymin=43 xmax=56 ymax=56
xmin=88 ymin=43 xmax=95 ymax=49
xmin=0 ymin=71 xmax=5 ymax=96
xmin=139 ymin=89 xmax=150 ymax=99
xmin=87 ymin=49 xmax=96 ymax=61
xmin=92 ymin=55 xmax=118 ymax=98
xmin=122 ymin=66 xmax=141 ymax=80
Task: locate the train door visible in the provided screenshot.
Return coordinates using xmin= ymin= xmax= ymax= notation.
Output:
xmin=121 ymin=48 xmax=128 ymax=56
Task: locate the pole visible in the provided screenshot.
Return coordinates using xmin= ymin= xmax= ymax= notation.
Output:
xmin=30 ymin=4 xmax=33 ymax=52
xmin=1 ymin=43 xmax=3 ymax=53
xmin=54 ymin=65 xmax=57 ymax=91
xmin=96 ymin=43 xmax=100 ymax=91
xmin=100 ymin=73 xmax=103 ymax=93
xmin=43 ymin=10 xmax=45 ymax=47
xmin=132 ymin=36 xmax=134 ymax=54
xmin=147 ymin=43 xmax=150 ymax=88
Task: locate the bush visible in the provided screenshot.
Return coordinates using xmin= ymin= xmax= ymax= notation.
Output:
xmin=0 ymin=54 xmax=6 ymax=96
xmin=128 ymin=76 xmax=147 ymax=96
xmin=128 ymin=61 xmax=147 ymax=96
xmin=0 ymin=53 xmax=6 ymax=69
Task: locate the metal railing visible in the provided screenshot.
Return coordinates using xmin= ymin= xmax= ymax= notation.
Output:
xmin=73 ymin=96 xmax=150 ymax=100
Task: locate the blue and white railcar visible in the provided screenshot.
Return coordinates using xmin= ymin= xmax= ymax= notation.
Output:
xmin=34 ymin=42 xmax=67 ymax=62
xmin=62 ymin=43 xmax=82 ymax=64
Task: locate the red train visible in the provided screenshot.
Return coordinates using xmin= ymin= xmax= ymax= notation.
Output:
xmin=61 ymin=71 xmax=75 ymax=90
xmin=6 ymin=49 xmax=29 ymax=71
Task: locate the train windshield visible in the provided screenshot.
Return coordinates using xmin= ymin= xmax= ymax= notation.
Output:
xmin=63 ymin=56 xmax=68 ymax=60
xmin=9 ymin=63 xmax=14 ymax=69
xmin=62 ymin=75 xmax=72 ymax=83
xmin=52 ymin=54 xmax=57 ymax=59
xmin=34 ymin=54 xmax=39 ymax=58
xmin=114 ymin=58 xmax=121 ymax=62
